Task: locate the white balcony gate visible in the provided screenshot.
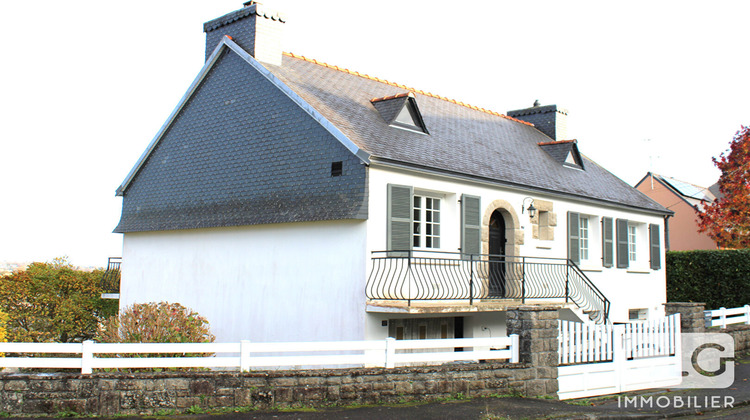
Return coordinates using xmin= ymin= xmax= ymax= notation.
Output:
xmin=557 ymin=314 xmax=682 ymax=400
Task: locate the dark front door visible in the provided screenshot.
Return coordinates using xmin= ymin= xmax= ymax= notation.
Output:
xmin=488 ymin=210 xmax=506 ymax=297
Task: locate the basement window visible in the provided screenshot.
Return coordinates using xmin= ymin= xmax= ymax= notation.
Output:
xmin=331 ymin=161 xmax=343 ymax=177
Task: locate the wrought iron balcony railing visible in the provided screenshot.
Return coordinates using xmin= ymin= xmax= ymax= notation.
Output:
xmin=366 ymin=250 xmax=609 ymax=323
xmin=100 ymin=257 xmax=121 ymax=295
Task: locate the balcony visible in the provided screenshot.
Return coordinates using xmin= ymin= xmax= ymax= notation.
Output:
xmin=366 ymin=250 xmax=609 ymax=323
xmin=100 ymin=257 xmax=121 ymax=298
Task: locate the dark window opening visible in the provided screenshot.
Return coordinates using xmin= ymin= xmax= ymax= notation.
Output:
xmin=331 ymin=161 xmax=343 ymax=177
xmin=418 ymin=325 xmax=427 ymax=340
xmin=396 ymin=326 xmax=404 ymax=340
xmin=441 ymin=324 xmax=448 ymax=339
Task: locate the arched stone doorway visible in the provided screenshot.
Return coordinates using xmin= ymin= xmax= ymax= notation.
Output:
xmin=481 ymin=199 xmax=523 ymax=258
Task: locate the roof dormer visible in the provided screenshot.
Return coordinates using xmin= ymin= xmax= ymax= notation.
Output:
xmin=539 ymin=140 xmax=584 ymax=170
xmin=371 ymin=92 xmax=428 ymax=134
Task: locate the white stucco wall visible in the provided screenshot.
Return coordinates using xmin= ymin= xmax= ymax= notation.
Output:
xmin=121 ymin=220 xmax=367 ymax=343
xmin=366 ymin=164 xmax=667 ymax=323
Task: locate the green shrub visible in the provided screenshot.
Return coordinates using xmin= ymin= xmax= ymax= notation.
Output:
xmin=0 ymin=309 xmax=7 ymax=357
xmin=98 ymin=301 xmax=215 ymax=344
xmin=667 ymin=249 xmax=750 ymax=310
xmin=0 ymin=258 xmax=118 ymax=343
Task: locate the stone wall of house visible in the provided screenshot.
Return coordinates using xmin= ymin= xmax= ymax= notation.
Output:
xmin=0 ymin=306 xmax=560 ymax=416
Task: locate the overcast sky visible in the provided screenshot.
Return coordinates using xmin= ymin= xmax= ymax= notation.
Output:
xmin=0 ymin=0 xmax=747 ymax=267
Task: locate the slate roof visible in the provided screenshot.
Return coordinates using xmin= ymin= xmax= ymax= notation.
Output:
xmin=114 ymin=40 xmax=368 ymax=233
xmin=261 ymin=53 xmax=669 ymax=215
xmin=116 ymin=37 xmax=669 ymax=233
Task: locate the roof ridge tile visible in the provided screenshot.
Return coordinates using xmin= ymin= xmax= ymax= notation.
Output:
xmin=282 ymin=52 xmax=533 ymax=125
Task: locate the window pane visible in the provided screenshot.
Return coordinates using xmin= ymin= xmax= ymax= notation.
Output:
xmin=433 ymin=237 xmax=440 ymax=248
xmin=413 ymin=196 xmax=421 ymax=208
xmin=433 ymin=225 xmax=440 ymax=236
xmin=433 ymin=211 xmax=440 ymax=223
xmin=426 ymin=237 xmax=432 ymax=248
xmin=432 ymin=199 xmax=440 ymax=210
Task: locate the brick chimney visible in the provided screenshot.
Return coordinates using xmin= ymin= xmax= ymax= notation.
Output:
xmin=203 ymin=1 xmax=285 ymax=66
xmin=507 ymin=102 xmax=568 ymax=141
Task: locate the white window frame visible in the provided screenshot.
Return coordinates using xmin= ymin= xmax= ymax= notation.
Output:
xmin=579 ymin=216 xmax=590 ymax=260
xmin=628 ymin=225 xmax=638 ymax=262
xmin=413 ymin=194 xmax=442 ymax=249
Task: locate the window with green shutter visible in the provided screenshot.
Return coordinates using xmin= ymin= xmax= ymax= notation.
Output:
xmin=567 ymin=212 xmax=580 ymax=265
xmin=616 ymin=218 xmax=629 ymax=268
xmin=601 ymin=217 xmax=614 ymax=267
xmin=387 ymin=184 xmax=413 ymax=256
xmin=461 ymin=194 xmax=481 ymax=257
xmin=649 ymin=224 xmax=661 ymax=270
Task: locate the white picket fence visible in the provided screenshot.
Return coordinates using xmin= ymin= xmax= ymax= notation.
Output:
xmin=0 ymin=335 xmax=518 ymax=374
xmin=705 ymin=305 xmax=750 ymax=328
xmin=557 ymin=314 xmax=682 ymax=400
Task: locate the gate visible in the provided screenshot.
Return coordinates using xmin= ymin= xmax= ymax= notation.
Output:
xmin=557 ymin=314 xmax=682 ymax=400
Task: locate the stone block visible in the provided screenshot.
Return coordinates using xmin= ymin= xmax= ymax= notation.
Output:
xmin=22 ymin=399 xmax=55 ymax=414
xmin=98 ymin=391 xmax=120 ymax=417
xmin=189 ymin=380 xmax=215 ymax=395
xmin=372 ymin=382 xmax=394 ymax=391
xmin=175 ymin=396 xmax=200 ymax=408
xmin=3 ymin=380 xmax=29 ymax=391
xmin=242 ymin=377 xmax=268 ymax=388
xmin=393 ymin=381 xmax=413 ymax=394
xmin=524 ymin=379 xmax=549 ymax=397
xmin=273 ymin=387 xmax=294 ymax=402
xmin=298 ymin=377 xmax=324 ymax=386
xmin=294 ymin=386 xmax=326 ymax=401
xmin=269 ymin=377 xmax=297 ymax=387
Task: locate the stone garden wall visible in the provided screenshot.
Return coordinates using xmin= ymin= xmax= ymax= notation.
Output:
xmin=0 ymin=306 xmax=559 ymax=416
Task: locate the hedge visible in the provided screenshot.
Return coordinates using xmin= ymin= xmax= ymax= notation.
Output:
xmin=667 ymin=249 xmax=750 ymax=310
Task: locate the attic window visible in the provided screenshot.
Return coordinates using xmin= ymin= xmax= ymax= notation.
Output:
xmin=371 ymin=93 xmax=428 ymax=134
xmin=331 ymin=161 xmax=343 ymax=177
xmin=538 ymin=140 xmax=585 ymax=170
xmin=564 ymin=150 xmax=583 ymax=168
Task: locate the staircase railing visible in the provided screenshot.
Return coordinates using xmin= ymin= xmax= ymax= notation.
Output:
xmin=366 ymin=250 xmax=609 ymax=323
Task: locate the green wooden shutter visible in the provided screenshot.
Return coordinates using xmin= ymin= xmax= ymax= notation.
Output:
xmin=568 ymin=212 xmax=580 ymax=265
xmin=616 ymin=218 xmax=629 ymax=268
xmin=649 ymin=224 xmax=661 ymax=270
xmin=602 ymin=217 xmax=614 ymax=268
xmin=387 ymin=184 xmax=413 ymax=256
xmin=461 ymin=194 xmax=481 ymax=257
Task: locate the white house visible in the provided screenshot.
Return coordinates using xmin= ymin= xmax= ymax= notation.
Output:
xmin=113 ymin=2 xmax=671 ymax=344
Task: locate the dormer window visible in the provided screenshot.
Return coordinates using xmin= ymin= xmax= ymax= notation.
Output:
xmin=371 ymin=92 xmax=428 ymax=134
xmin=564 ymin=149 xmax=583 ymax=168
xmin=538 ymin=140 xmax=584 ymax=170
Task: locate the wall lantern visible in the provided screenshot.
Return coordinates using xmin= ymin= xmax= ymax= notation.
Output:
xmin=522 ymin=197 xmax=537 ymax=219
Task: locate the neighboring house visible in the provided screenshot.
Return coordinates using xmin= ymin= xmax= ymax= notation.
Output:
xmin=635 ymin=173 xmax=719 ymax=251
xmin=113 ymin=2 xmax=672 ymax=344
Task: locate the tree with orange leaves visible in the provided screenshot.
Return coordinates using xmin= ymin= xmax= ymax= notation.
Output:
xmin=697 ymin=126 xmax=750 ymax=248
